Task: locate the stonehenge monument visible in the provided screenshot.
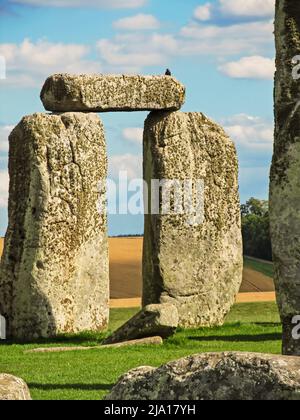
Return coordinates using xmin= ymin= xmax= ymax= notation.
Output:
xmin=270 ymin=0 xmax=300 ymax=355
xmin=41 ymin=74 xmax=185 ymax=112
xmin=143 ymin=111 xmax=243 ymax=327
xmin=0 ymin=113 xmax=109 ymax=339
xmin=0 ymin=72 xmax=243 ymax=339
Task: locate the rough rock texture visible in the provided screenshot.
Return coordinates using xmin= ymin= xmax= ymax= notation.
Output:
xmin=41 ymin=74 xmax=186 ymax=113
xmin=103 ymin=304 xmax=178 ymax=345
xmin=270 ymin=0 xmax=300 ymax=355
xmin=0 ymin=374 xmax=31 ymax=400
xmin=143 ymin=111 xmax=243 ymax=328
xmin=106 ymin=352 xmax=300 ymax=401
xmin=0 ymin=113 xmax=109 ymax=340
xmin=26 ymin=336 xmax=163 ymax=354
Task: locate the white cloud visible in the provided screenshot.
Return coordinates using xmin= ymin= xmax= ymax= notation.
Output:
xmin=194 ymin=3 xmax=212 ymax=21
xmin=122 ymin=127 xmax=143 ymax=144
xmin=10 ymin=0 xmax=147 ymax=9
xmin=219 ymin=55 xmax=275 ymax=79
xmin=0 ymin=125 xmax=13 ymax=153
xmin=0 ymin=3 xmax=275 ymax=88
xmin=219 ymin=0 xmax=275 ymax=18
xmin=97 ymin=18 xmax=273 ymax=72
xmin=223 ymin=114 xmax=274 ymax=151
xmin=0 ymin=39 xmax=102 ymax=87
xmin=97 ymin=33 xmax=177 ymax=69
xmin=113 ymin=14 xmax=160 ymax=31
xmin=193 ymin=0 xmax=274 ymax=22
xmin=180 ymin=20 xmax=273 ymax=56
xmin=109 ymin=154 xmax=142 ymax=180
xmin=0 ymin=171 xmax=9 ymax=209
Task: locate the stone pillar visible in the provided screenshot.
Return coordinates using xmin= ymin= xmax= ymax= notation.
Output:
xmin=270 ymin=0 xmax=300 ymax=355
xmin=0 ymin=112 xmax=109 ymax=340
xmin=143 ymin=111 xmax=243 ymax=328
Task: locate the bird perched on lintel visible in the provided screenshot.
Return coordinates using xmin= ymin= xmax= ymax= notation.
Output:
xmin=165 ymin=69 xmax=172 ymax=76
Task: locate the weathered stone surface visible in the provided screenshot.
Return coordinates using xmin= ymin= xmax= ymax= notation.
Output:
xmin=106 ymin=352 xmax=300 ymax=400
xmin=270 ymin=0 xmax=300 ymax=355
xmin=41 ymin=74 xmax=186 ymax=113
xmin=103 ymin=304 xmax=178 ymax=345
xmin=26 ymin=336 xmax=163 ymax=354
xmin=143 ymin=111 xmax=243 ymax=328
xmin=0 ymin=374 xmax=31 ymax=400
xmin=0 ymin=113 xmax=109 ymax=340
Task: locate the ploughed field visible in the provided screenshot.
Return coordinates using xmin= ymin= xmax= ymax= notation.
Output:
xmin=108 ymin=237 xmax=275 ymax=301
xmin=0 ymin=237 xmax=275 ymax=304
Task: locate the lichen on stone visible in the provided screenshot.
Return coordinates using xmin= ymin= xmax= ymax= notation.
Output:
xmin=0 ymin=112 xmax=109 ymax=340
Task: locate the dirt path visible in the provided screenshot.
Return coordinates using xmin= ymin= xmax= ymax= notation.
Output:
xmin=110 ymin=292 xmax=277 ymax=308
xmin=240 ymin=268 xmax=274 ymax=293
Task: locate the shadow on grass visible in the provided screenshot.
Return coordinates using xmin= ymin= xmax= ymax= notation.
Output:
xmin=0 ymin=332 xmax=107 ymax=347
xmin=188 ymin=333 xmax=282 ymax=343
xmin=254 ymin=323 xmax=282 ymax=327
xmin=28 ymin=383 xmax=113 ymax=391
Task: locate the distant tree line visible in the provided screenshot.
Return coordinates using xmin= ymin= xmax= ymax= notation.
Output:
xmin=110 ymin=234 xmax=143 ymax=238
xmin=241 ymin=198 xmax=272 ymax=261
xmin=110 ymin=198 xmax=273 ymax=261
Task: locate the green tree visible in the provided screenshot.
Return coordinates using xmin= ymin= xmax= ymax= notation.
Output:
xmin=241 ymin=198 xmax=272 ymax=261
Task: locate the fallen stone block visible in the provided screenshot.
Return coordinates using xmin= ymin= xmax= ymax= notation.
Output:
xmin=0 ymin=374 xmax=31 ymax=400
xmin=0 ymin=112 xmax=109 ymax=340
xmin=40 ymin=74 xmax=186 ymax=112
xmin=103 ymin=304 xmax=178 ymax=345
xmin=143 ymin=111 xmax=243 ymax=328
xmin=25 ymin=336 xmax=163 ymax=354
xmin=106 ymin=352 xmax=300 ymax=400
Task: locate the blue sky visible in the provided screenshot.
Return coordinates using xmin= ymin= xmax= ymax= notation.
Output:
xmin=0 ymin=0 xmax=275 ymax=236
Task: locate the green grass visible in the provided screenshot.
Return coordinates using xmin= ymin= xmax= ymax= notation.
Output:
xmin=244 ymin=257 xmax=274 ymax=278
xmin=0 ymin=303 xmax=282 ymax=400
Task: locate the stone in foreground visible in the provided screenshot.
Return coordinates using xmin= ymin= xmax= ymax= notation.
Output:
xmin=0 ymin=113 xmax=109 ymax=340
xmin=41 ymin=74 xmax=186 ymax=113
xmin=143 ymin=111 xmax=243 ymax=328
xmin=0 ymin=374 xmax=31 ymax=400
xmin=106 ymin=352 xmax=300 ymax=400
xmin=270 ymin=0 xmax=300 ymax=356
xmin=103 ymin=304 xmax=178 ymax=345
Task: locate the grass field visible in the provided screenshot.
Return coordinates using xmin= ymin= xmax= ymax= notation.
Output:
xmin=0 ymin=237 xmax=280 ymax=399
xmin=244 ymin=257 xmax=274 ymax=279
xmin=0 ymin=302 xmax=282 ymax=400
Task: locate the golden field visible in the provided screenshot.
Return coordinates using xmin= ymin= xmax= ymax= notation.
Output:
xmin=0 ymin=238 xmax=3 ymax=257
xmin=0 ymin=237 xmax=275 ymax=304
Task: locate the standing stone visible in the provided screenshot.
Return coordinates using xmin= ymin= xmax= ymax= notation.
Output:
xmin=40 ymin=74 xmax=186 ymax=113
xmin=270 ymin=0 xmax=300 ymax=356
xmin=0 ymin=113 xmax=109 ymax=340
xmin=143 ymin=111 xmax=243 ymax=328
